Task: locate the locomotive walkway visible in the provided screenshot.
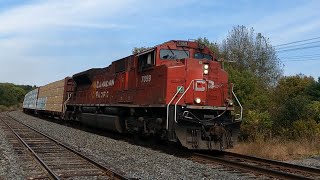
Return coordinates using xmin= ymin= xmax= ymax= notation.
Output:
xmin=0 ymin=113 xmax=128 ymax=180
xmin=191 ymin=151 xmax=320 ymax=179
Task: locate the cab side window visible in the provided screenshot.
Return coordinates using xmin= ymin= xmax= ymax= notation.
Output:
xmin=138 ymin=51 xmax=155 ymax=71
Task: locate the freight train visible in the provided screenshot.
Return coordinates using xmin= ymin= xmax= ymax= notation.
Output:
xmin=23 ymin=40 xmax=242 ymax=150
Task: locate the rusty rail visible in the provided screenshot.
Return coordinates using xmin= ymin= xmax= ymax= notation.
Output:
xmin=192 ymin=151 xmax=320 ymax=179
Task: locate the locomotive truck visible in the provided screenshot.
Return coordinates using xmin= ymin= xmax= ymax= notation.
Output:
xmin=23 ymin=40 xmax=242 ymax=150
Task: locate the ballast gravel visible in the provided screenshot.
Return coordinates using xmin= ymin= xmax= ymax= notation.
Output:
xmin=287 ymin=157 xmax=320 ymax=169
xmin=5 ymin=111 xmax=251 ymax=179
xmin=0 ymin=113 xmax=25 ymax=180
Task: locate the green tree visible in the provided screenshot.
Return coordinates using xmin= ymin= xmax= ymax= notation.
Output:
xmin=12 ymin=86 xmax=26 ymax=103
xmin=241 ymin=110 xmax=272 ymax=141
xmin=221 ymin=25 xmax=283 ymax=86
xmin=292 ymin=119 xmax=320 ymax=140
xmin=196 ymin=37 xmax=221 ymax=58
xmin=307 ymin=101 xmax=320 ymax=123
xmin=16 ymin=85 xmax=34 ymax=94
xmin=308 ymin=77 xmax=320 ymax=101
xmin=228 ymin=66 xmax=272 ymax=112
xmin=132 ymin=47 xmax=152 ymax=54
xmin=0 ymin=83 xmax=32 ymax=107
xmin=271 ymin=75 xmax=316 ymax=136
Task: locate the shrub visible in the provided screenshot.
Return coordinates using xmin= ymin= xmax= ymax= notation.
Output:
xmin=292 ymin=119 xmax=320 ymax=140
xmin=308 ymin=101 xmax=320 ymax=122
xmin=0 ymin=105 xmax=8 ymax=112
xmin=240 ymin=110 xmax=272 ymax=141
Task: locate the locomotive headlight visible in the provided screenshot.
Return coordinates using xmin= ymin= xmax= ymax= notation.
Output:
xmin=195 ymin=97 xmax=201 ymax=104
xmin=203 ymin=64 xmax=209 ymax=75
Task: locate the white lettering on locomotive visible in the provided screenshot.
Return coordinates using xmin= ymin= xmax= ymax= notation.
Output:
xmin=208 ymin=80 xmax=215 ymax=89
xmin=195 ymin=80 xmax=206 ymax=91
xmin=96 ymin=90 xmax=109 ymax=99
xmin=96 ymin=80 xmax=114 ymax=89
xmin=141 ymin=75 xmax=151 ymax=83
xmin=96 ymin=91 xmax=106 ymax=98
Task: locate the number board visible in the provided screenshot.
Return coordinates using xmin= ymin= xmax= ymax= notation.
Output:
xmin=177 ymin=41 xmax=188 ymax=47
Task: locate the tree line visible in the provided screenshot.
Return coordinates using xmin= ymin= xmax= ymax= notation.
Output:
xmin=0 ymin=83 xmax=35 ymax=111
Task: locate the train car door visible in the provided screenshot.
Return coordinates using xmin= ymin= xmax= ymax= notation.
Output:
xmin=136 ymin=49 xmax=156 ymax=104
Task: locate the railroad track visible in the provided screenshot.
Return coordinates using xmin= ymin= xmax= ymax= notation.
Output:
xmin=191 ymin=151 xmax=320 ymax=179
xmin=0 ymin=113 xmax=128 ymax=180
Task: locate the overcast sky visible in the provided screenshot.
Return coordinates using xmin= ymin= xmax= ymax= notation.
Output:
xmin=0 ymin=0 xmax=319 ymax=85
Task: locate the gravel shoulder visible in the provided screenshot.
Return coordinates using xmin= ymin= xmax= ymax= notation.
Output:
xmin=0 ymin=113 xmax=25 ymax=180
xmin=286 ymin=157 xmax=320 ymax=169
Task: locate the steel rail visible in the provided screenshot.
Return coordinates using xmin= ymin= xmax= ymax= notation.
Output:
xmin=1 ymin=114 xmax=60 ymax=180
xmin=6 ymin=113 xmax=129 ymax=180
xmin=221 ymin=151 xmax=320 ymax=176
xmin=193 ymin=152 xmax=318 ymax=180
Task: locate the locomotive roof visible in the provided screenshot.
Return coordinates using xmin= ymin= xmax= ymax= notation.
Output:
xmin=73 ymin=68 xmax=103 ymax=85
xmin=71 ymin=40 xmax=213 ymax=84
xmin=134 ymin=40 xmax=210 ymax=55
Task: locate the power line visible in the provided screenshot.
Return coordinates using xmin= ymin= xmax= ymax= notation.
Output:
xmin=276 ymin=40 xmax=320 ymax=50
xmin=276 ymin=44 xmax=320 ymax=53
xmin=282 ymin=59 xmax=320 ymax=62
xmin=270 ymin=36 xmax=320 ymax=63
xmin=274 ymin=36 xmax=320 ymax=47
xmin=281 ymin=57 xmax=320 ymax=61
xmin=279 ymin=53 xmax=320 ymax=58
xmin=279 ymin=55 xmax=320 ymax=59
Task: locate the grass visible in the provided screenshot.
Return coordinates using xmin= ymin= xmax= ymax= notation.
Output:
xmin=0 ymin=104 xmax=22 ymax=112
xmin=229 ymin=138 xmax=320 ymax=161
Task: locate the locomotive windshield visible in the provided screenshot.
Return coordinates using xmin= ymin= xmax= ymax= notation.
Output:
xmin=194 ymin=53 xmax=213 ymax=60
xmin=160 ymin=49 xmax=189 ymax=60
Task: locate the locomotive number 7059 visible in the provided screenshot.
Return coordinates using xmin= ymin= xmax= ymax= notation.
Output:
xmin=141 ymin=75 xmax=151 ymax=83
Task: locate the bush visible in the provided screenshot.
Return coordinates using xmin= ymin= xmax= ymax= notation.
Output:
xmin=0 ymin=105 xmax=8 ymax=112
xmin=292 ymin=119 xmax=320 ymax=140
xmin=308 ymin=101 xmax=320 ymax=122
xmin=240 ymin=110 xmax=272 ymax=141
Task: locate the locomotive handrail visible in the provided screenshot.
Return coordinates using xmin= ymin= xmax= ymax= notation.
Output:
xmin=62 ymin=93 xmax=72 ymax=117
xmin=166 ymin=86 xmax=183 ymax=130
xmin=174 ymin=79 xmax=203 ymax=123
xmin=231 ymin=85 xmax=243 ymax=121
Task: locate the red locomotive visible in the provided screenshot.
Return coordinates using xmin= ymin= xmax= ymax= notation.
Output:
xmin=23 ymin=40 xmax=242 ymax=150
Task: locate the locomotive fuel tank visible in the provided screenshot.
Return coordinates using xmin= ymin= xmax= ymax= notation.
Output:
xmin=80 ymin=113 xmax=124 ymax=133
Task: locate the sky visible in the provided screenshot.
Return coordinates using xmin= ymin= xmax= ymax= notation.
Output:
xmin=0 ymin=0 xmax=319 ymax=86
